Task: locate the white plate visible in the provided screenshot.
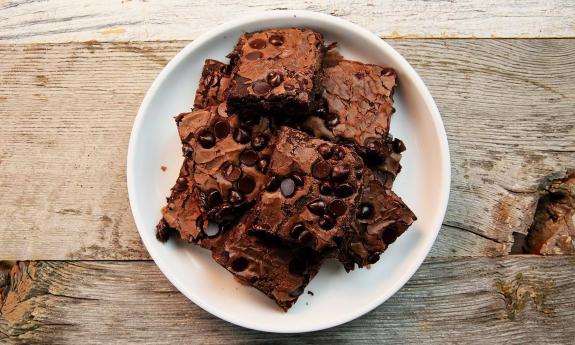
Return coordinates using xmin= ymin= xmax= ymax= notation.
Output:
xmin=127 ymin=10 xmax=450 ymax=333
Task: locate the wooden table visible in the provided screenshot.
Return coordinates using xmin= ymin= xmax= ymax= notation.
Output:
xmin=1 ymin=1 xmax=574 ymax=343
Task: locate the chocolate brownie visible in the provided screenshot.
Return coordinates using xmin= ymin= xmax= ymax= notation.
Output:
xmin=156 ymin=105 xmax=275 ymax=245
xmin=316 ymin=58 xmax=396 ymax=143
xmin=248 ymin=127 xmax=364 ymax=253
xmin=302 ymin=58 xmax=399 ymax=176
xmin=211 ymin=212 xmax=323 ymax=311
xmin=338 ymin=170 xmax=416 ymax=271
xmin=193 ymin=59 xmax=231 ymax=109
xmin=227 ymin=28 xmax=325 ymax=116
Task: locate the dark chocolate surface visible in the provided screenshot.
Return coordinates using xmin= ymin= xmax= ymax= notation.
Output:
xmin=227 ymin=28 xmax=325 ymax=116
xmin=211 ymin=212 xmax=323 ymax=311
xmin=193 ymin=59 xmax=231 ymax=109
xmin=339 ymin=170 xmax=417 ymax=271
xmin=316 ymin=59 xmax=397 ymax=146
xmin=248 ymin=127 xmax=364 ymax=253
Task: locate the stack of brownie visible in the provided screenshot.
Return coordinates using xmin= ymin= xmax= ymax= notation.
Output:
xmin=156 ymin=28 xmax=416 ymax=311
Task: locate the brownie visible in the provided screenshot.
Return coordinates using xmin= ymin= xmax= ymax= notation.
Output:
xmin=338 ymin=170 xmax=416 ymax=271
xmin=302 ymin=58 xmax=399 ymax=175
xmin=248 ymin=127 xmax=364 ymax=253
xmin=211 ymin=212 xmax=323 ymax=311
xmin=193 ymin=59 xmax=231 ymax=109
xmin=156 ymin=105 xmax=275 ymax=245
xmin=227 ymin=28 xmax=325 ymax=116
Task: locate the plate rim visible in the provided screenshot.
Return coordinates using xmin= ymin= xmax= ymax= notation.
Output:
xmin=127 ymin=9 xmax=451 ymax=333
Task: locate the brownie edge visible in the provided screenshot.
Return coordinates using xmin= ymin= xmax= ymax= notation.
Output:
xmin=227 ymin=28 xmax=326 ymax=117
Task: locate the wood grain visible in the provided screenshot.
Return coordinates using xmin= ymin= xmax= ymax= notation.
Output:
xmin=0 ymin=39 xmax=574 ymax=260
xmin=1 ymin=257 xmax=573 ymax=344
xmin=0 ymin=0 xmax=574 ymax=42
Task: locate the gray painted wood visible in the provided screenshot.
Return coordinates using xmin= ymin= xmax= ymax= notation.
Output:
xmin=1 ymin=0 xmax=574 ymax=43
xmin=1 ymin=257 xmax=573 ymax=344
xmin=1 ymin=39 xmax=574 ymax=260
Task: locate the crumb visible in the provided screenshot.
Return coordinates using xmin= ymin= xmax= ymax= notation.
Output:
xmin=307 ymin=290 xmax=314 ymax=296
xmin=306 ymin=302 xmax=309 ymax=306
xmin=160 ymin=165 xmax=167 ymax=172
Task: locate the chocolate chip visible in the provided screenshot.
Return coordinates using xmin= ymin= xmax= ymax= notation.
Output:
xmin=317 ymin=143 xmax=333 ymax=159
xmin=327 ymin=199 xmax=347 ymax=217
xmin=307 ymin=199 xmax=326 ymax=216
xmin=248 ymin=38 xmax=267 ymax=49
xmin=221 ymin=162 xmax=242 ymax=182
xmin=291 ymin=172 xmax=304 ymax=187
xmin=289 ymin=286 xmax=304 ymax=298
xmin=252 ymin=80 xmax=272 ymax=95
xmin=284 ymin=83 xmax=295 ymax=91
xmin=207 ymin=189 xmax=223 ymax=208
xmin=245 ymin=51 xmax=263 ymax=60
xmin=233 ymin=127 xmax=251 ymax=144
xmin=316 ymin=107 xmax=327 ymax=118
xmin=365 ymin=137 xmax=383 ymax=154
xmin=257 ymin=157 xmax=269 ymax=172
xmin=230 ymin=257 xmax=250 ymax=272
xmin=392 ymin=138 xmax=406 ymax=153
xmin=334 ymin=183 xmax=354 ymax=198
xmin=290 ymin=223 xmax=305 ymax=239
xmin=237 ymin=175 xmax=256 ymax=194
xmin=229 ymin=190 xmax=244 ymax=206
xmin=266 ymin=176 xmax=281 ymax=192
xmin=197 ymin=128 xmax=215 ymax=148
xmin=298 ymin=230 xmax=316 ymax=247
xmin=268 ymin=34 xmax=284 ymax=46
xmin=280 ymin=178 xmax=296 ymax=198
xmin=203 ymin=221 xmax=220 ymax=237
xmin=381 ymin=224 xmax=401 ymax=244
xmin=381 ymin=68 xmax=395 ymax=77
xmin=213 ymin=120 xmax=230 ymax=139
xmin=175 ymin=177 xmax=187 ymax=191
xmin=367 ymin=253 xmax=380 ymax=264
xmin=311 ymin=160 xmax=331 ymax=180
xmin=218 ymin=203 xmax=234 ymax=222
xmin=267 ymin=71 xmax=283 ymax=87
xmin=331 ymin=164 xmax=350 ymax=182
xmin=332 ymin=145 xmax=345 ymax=160
xmin=319 ymin=181 xmax=333 ymax=195
xmin=251 ymin=134 xmax=268 ymax=151
xmin=289 ymin=258 xmax=307 ymax=275
xmin=319 ymin=214 xmax=336 ymax=230
xmin=239 ymin=149 xmax=258 ymax=166
xmin=325 ymin=115 xmax=339 ymax=128
xmin=357 ymin=203 xmax=374 ymax=221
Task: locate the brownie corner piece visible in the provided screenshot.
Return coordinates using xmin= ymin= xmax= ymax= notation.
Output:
xmin=303 ymin=58 xmax=397 ymax=149
xmin=226 ymin=28 xmax=325 ymax=116
xmin=211 ymin=213 xmax=323 ymax=311
xmin=338 ymin=170 xmax=416 ymax=271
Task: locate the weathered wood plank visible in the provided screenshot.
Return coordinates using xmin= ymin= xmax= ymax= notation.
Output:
xmin=1 ymin=0 xmax=574 ymax=42
xmin=1 ymin=39 xmax=574 ymax=260
xmin=1 ymin=257 xmax=573 ymax=344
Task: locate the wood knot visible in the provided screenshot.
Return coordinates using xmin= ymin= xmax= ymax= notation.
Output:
xmin=495 ymin=272 xmax=556 ymax=320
